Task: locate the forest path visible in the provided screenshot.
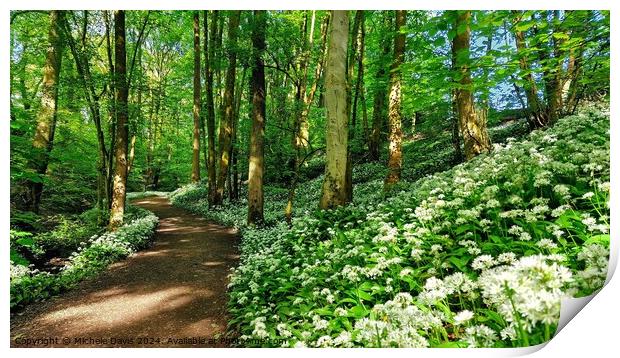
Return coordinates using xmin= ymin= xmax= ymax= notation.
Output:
xmin=10 ymin=196 xmax=240 ymax=347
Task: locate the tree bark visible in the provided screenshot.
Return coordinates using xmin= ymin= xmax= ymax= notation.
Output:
xmin=104 ymin=13 xmax=117 ymax=209
xmin=565 ymin=46 xmax=583 ymax=114
xmin=384 ymin=10 xmax=406 ymax=190
xmin=108 ymin=10 xmax=129 ymax=230
xmin=205 ymin=10 xmax=218 ymax=205
xmin=214 ymin=10 xmax=240 ymax=205
xmin=512 ymin=11 xmax=548 ymax=129
xmin=229 ymin=67 xmax=246 ymax=201
xmin=248 ymin=10 xmax=266 ymax=226
xmin=368 ymin=15 xmax=391 ymax=162
xmin=298 ymin=12 xmax=330 ymax=148
xmin=27 ymin=10 xmax=65 ymax=213
xmin=319 ymin=10 xmax=349 ymax=210
xmin=293 ymin=10 xmax=315 ymax=151
xmin=453 ymin=10 xmax=491 ymax=161
xmin=191 ymin=11 xmax=201 ymax=183
xmin=449 ymin=23 xmax=464 ymax=165
xmin=344 ymin=10 xmax=363 ymax=202
xmin=545 ymin=11 xmax=564 ymax=124
xmin=531 ymin=12 xmax=557 ymax=125
xmin=352 ymin=11 xmax=366 ymax=140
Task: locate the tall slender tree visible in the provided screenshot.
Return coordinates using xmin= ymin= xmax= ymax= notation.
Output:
xmin=512 ymin=11 xmax=547 ymax=129
xmin=344 ymin=10 xmax=363 ymax=202
xmin=452 ymin=10 xmax=491 ymax=161
xmin=214 ymin=10 xmax=241 ymax=205
xmin=26 ymin=10 xmax=65 ymax=213
xmin=62 ymin=12 xmax=110 ymax=219
xmin=368 ymin=13 xmax=392 ymax=162
xmin=109 ymin=10 xmax=129 ymax=230
xmin=450 ymin=22 xmax=464 ymax=164
xmin=229 ymin=66 xmax=246 ymax=201
xmin=248 ymin=10 xmax=267 ymax=225
xmin=293 ymin=10 xmax=315 ymax=152
xmin=205 ymin=10 xmax=218 ymax=205
xmin=352 ymin=11 xmax=367 ymax=140
xmin=285 ymin=12 xmax=330 ymax=224
xmin=191 ymin=11 xmax=201 ymax=183
xmin=319 ymin=10 xmax=349 ymax=210
xmin=384 ymin=10 xmax=406 ymax=190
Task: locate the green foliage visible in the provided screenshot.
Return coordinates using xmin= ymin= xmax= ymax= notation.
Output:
xmin=10 ymin=208 xmax=159 ymax=310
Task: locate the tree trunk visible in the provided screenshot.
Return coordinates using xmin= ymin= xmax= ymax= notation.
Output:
xmin=368 ymin=14 xmax=392 ymax=162
xmin=293 ymin=10 xmax=314 ymax=152
xmin=565 ymin=46 xmax=583 ymax=114
xmin=27 ymin=10 xmax=65 ymax=213
xmin=214 ymin=11 xmax=240 ymax=205
xmin=453 ymin=10 xmax=491 ymax=161
xmin=480 ymin=31 xmax=493 ymax=121
xmin=205 ymin=10 xmax=218 ymax=205
xmin=512 ymin=11 xmax=548 ymax=129
xmin=298 ymin=13 xmax=330 ymax=148
xmin=127 ymin=135 xmax=136 ymax=174
xmin=285 ymin=13 xmax=330 ymax=223
xmin=319 ymin=10 xmax=349 ymax=210
xmin=450 ymin=89 xmax=464 ymax=164
xmin=62 ymin=12 xmax=109 ymax=221
xmin=348 ymin=10 xmax=363 ymax=137
xmin=108 ymin=10 xmax=129 ymax=230
xmin=200 ymin=11 xmax=208 ymax=183
xmin=352 ymin=11 xmax=366 ymax=141
xmin=547 ymin=10 xmax=566 ymax=123
xmin=384 ymin=10 xmax=406 ymax=190
xmin=104 ymin=12 xmax=117 ymax=209
xmin=198 ymin=13 xmax=208 ymax=179
xmin=248 ymin=10 xmax=266 ymax=226
xmin=449 ymin=27 xmax=464 ymax=165
xmin=191 ymin=11 xmax=201 ymax=183
xmin=344 ymin=10 xmax=363 ymax=202
xmin=532 ymin=12 xmax=557 ymax=124
xmin=229 ymin=67 xmax=246 ymax=201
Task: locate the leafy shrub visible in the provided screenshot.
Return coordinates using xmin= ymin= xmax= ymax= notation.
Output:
xmin=9 ymin=230 xmax=36 ymax=266
xmin=10 ymin=209 xmax=159 ymax=310
xmin=10 ymin=210 xmax=43 ymax=231
xmin=33 ymin=215 xmax=103 ymax=258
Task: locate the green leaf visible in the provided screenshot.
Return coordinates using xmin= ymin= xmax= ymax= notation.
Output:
xmin=314 ymin=307 xmax=333 ymax=316
xmin=515 ymin=22 xmax=535 ymax=32
xmin=10 ymin=249 xmax=30 ymax=266
xmin=348 ymin=305 xmax=369 ymax=319
xmin=448 ymin=256 xmax=469 ymax=271
xmin=357 ymin=289 xmax=373 ymax=301
xmin=584 ymin=234 xmax=609 ymax=246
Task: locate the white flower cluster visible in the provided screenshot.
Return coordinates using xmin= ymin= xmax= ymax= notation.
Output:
xmin=10 ymin=262 xmax=32 ymax=281
xmin=352 ymin=293 xmax=440 ymax=347
xmin=478 ymin=255 xmax=573 ymax=332
xmin=575 ymin=243 xmax=609 ymax=291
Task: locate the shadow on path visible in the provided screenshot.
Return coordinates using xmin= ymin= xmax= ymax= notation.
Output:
xmin=10 ymin=196 xmax=239 ymax=347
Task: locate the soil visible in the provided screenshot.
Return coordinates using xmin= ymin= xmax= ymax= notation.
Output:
xmin=10 ymin=196 xmax=240 ymax=348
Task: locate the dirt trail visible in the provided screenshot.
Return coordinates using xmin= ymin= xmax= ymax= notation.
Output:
xmin=10 ymin=196 xmax=239 ymax=347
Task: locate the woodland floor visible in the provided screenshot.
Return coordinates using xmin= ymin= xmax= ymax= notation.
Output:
xmin=10 ymin=196 xmax=240 ymax=347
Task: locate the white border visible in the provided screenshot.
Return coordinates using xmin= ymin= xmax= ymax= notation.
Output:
xmin=2 ymin=1 xmax=617 ymax=358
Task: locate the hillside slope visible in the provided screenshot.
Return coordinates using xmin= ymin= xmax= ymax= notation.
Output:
xmin=171 ymin=105 xmax=610 ymax=347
